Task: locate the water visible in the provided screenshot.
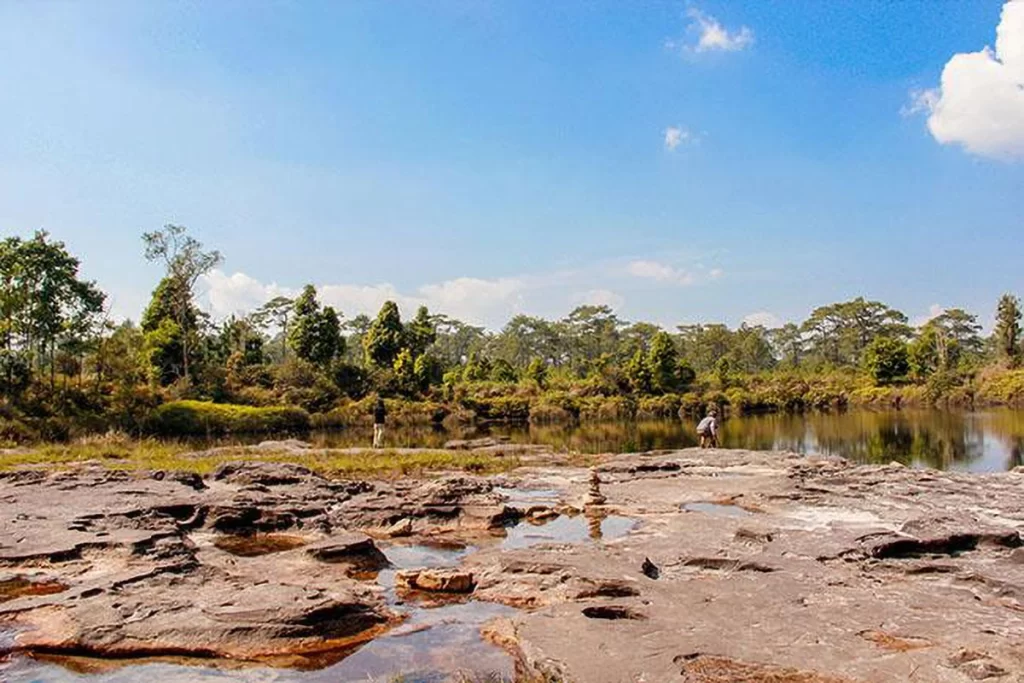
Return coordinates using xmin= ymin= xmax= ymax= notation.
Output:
xmin=502 ymin=513 xmax=636 ymax=549
xmin=209 ymin=408 xmax=1024 ymax=472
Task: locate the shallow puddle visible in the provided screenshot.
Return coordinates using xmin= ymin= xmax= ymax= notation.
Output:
xmin=493 ymin=486 xmax=561 ymax=508
xmin=682 ymin=502 xmax=753 ymax=518
xmin=502 ymin=513 xmax=636 ymax=549
xmin=212 ymin=533 xmax=308 ymax=557
xmin=1 ymin=598 xmax=516 ymax=682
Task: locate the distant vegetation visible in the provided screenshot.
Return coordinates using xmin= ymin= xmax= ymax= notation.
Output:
xmin=2 ymin=226 xmax=1024 ymax=443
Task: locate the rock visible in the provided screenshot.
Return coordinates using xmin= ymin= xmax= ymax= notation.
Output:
xmin=306 ymin=532 xmax=389 ymax=569
xmin=384 ymin=518 xmax=414 ymax=537
xmin=641 ymin=557 xmax=660 ymax=579
xmin=444 ymin=437 xmax=511 ymax=450
xmin=211 ymin=461 xmax=321 ymax=487
xmin=395 ymin=568 xmax=476 ymax=593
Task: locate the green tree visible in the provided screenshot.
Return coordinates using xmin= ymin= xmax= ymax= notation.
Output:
xmin=524 ymin=358 xmax=548 ymax=388
xmin=142 ymin=225 xmax=221 ymax=384
xmin=393 ymin=347 xmax=418 ymax=396
xmin=647 ymin=331 xmax=680 ymax=394
xmin=625 ymin=349 xmax=653 ymax=395
xmin=801 ymin=298 xmax=909 ymax=367
xmin=864 ymin=337 xmax=910 ymax=385
xmin=994 ymin=294 xmax=1022 ymax=367
xmin=406 ymin=306 xmax=437 ymax=357
xmin=289 ymin=286 xmax=343 ymax=368
xmin=413 ymin=353 xmax=444 ymax=391
xmin=0 ymin=232 xmax=105 ymax=391
xmin=252 ymin=295 xmax=295 ymax=361
xmin=364 ymin=301 xmax=406 ymax=368
xmin=462 ymin=351 xmax=492 ymax=382
xmin=489 ymin=358 xmax=518 ymax=383
xmin=561 ymin=305 xmax=622 ymax=373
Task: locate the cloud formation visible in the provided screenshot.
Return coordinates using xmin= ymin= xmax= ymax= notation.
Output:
xmin=664 ymin=126 xmax=691 ymax=150
xmin=742 ymin=311 xmax=781 ymax=328
xmin=909 ymin=0 xmax=1024 ymax=160
xmin=685 ymin=8 xmax=754 ymax=53
xmin=625 ymin=260 xmax=695 ymax=286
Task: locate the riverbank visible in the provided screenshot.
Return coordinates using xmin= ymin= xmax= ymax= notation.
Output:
xmin=4 ymin=368 xmax=1024 ymax=446
xmin=3 ymin=448 xmax=1024 ymax=682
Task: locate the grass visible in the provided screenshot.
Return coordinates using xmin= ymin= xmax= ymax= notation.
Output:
xmin=147 ymin=400 xmax=311 ymax=435
xmin=0 ymin=433 xmax=521 ymax=477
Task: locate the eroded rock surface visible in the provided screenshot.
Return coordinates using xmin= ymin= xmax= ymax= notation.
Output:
xmin=0 ymin=462 xmax=512 ymax=664
xmin=3 ymin=449 xmax=1024 ymax=682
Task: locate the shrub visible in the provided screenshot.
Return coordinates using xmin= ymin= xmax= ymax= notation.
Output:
xmin=579 ymin=395 xmax=634 ymax=421
xmin=636 ymin=394 xmax=682 ymax=419
xmin=147 ymin=400 xmax=310 ymax=435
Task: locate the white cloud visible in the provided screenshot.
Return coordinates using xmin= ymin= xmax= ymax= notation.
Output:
xmin=574 ymin=289 xmax=625 ymax=310
xmin=201 ymin=270 xmax=296 ymax=319
xmin=684 ymin=8 xmax=754 ymax=53
xmin=626 ymin=260 xmax=695 ymax=286
xmin=708 ymin=268 xmax=724 ymax=279
xmin=200 ymin=269 xmax=528 ymax=329
xmin=664 ymin=126 xmax=690 ymax=151
xmin=911 ymin=303 xmax=946 ymax=328
xmin=908 ymin=0 xmax=1024 ymax=160
xmin=742 ymin=311 xmax=781 ymax=328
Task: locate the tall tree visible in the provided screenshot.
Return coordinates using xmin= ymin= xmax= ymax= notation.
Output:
xmin=994 ymin=294 xmax=1022 ymax=367
xmin=363 ymin=301 xmax=406 ymax=368
xmin=647 ymin=331 xmax=681 ymax=394
xmin=142 ymin=225 xmax=222 ymax=384
xmin=406 ymin=305 xmax=437 ymax=357
xmin=252 ymin=295 xmax=295 ymax=361
xmin=289 ymin=285 xmax=343 ymax=368
xmin=0 ymin=232 xmax=105 ymax=391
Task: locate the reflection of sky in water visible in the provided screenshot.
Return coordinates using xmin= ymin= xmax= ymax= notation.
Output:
xmin=502 ymin=514 xmax=636 ymax=549
xmin=2 ymin=601 xmax=516 ymax=683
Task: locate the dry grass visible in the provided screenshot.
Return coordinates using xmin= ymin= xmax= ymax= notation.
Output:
xmin=0 ymin=432 xmax=521 ymax=477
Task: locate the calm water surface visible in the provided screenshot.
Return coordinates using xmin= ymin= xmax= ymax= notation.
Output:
xmin=282 ymin=408 xmax=1024 ymax=473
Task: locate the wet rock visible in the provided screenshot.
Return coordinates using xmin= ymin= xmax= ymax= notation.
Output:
xmin=395 ymin=568 xmax=476 ymax=593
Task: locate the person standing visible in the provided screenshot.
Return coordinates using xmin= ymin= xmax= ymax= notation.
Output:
xmin=696 ymin=408 xmax=719 ymax=449
xmin=372 ymin=396 xmax=387 ymax=448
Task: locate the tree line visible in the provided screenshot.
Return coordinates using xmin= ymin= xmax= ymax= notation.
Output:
xmin=1 ymin=226 xmax=1023 ymax=437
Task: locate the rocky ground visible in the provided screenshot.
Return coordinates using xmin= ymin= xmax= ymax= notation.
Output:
xmin=2 ymin=445 xmax=1024 ymax=682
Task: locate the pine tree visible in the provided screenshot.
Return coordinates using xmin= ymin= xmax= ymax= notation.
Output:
xmin=364 ymin=301 xmax=406 ymax=368
xmin=994 ymin=294 xmax=1022 ymax=367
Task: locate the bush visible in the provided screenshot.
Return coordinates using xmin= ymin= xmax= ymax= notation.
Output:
xmin=636 ymin=394 xmax=682 ymax=419
xmin=147 ymin=400 xmax=310 ymax=435
xmin=579 ymin=395 xmax=634 ymax=421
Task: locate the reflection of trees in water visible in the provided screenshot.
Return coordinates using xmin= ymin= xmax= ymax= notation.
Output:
xmin=720 ymin=410 xmax=982 ymax=469
xmin=246 ymin=408 xmax=1024 ymax=471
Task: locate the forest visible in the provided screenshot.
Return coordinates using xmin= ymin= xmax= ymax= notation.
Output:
xmin=2 ymin=226 xmax=1023 ymax=442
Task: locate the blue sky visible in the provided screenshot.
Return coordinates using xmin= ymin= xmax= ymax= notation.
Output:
xmin=1 ymin=1 xmax=1022 ymax=330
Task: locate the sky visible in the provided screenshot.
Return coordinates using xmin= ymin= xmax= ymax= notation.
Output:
xmin=1 ymin=0 xmax=1022 ymax=331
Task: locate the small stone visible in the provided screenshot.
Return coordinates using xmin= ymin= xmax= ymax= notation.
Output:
xmin=641 ymin=557 xmax=660 ymax=580
xmin=395 ymin=568 xmax=475 ymax=593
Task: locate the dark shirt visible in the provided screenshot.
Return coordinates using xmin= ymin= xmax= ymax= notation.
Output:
xmin=373 ymin=401 xmax=387 ymax=424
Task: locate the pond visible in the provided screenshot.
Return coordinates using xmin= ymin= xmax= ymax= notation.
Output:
xmin=246 ymin=408 xmax=1024 ymax=472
